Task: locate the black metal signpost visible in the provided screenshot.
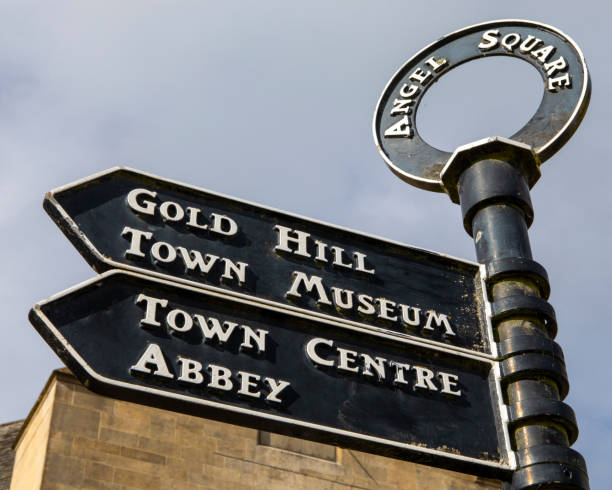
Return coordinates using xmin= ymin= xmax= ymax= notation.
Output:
xmin=29 ymin=17 xmax=591 ymax=490
xmin=43 ymin=166 xmax=491 ymax=355
xmin=33 ymin=166 xmax=515 ymax=477
xmin=374 ymin=19 xmax=590 ymax=489
xmin=29 ymin=270 xmax=510 ymax=477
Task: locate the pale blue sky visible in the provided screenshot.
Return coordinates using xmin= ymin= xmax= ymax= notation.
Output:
xmin=1 ymin=1 xmax=609 ymax=486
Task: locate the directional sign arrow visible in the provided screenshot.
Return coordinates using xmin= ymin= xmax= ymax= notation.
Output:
xmin=29 ymin=270 xmax=513 ymax=478
xmin=44 ymin=167 xmax=492 ymax=356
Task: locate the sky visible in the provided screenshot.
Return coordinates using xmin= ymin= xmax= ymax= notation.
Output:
xmin=1 ymin=0 xmax=609 ymax=486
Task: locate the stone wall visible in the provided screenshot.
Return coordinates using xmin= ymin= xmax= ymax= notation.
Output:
xmin=9 ymin=369 xmax=502 ymax=489
xmin=0 ymin=420 xmax=22 ymax=490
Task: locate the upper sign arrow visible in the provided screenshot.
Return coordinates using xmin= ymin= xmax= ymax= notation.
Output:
xmin=44 ymin=167 xmax=492 ymax=356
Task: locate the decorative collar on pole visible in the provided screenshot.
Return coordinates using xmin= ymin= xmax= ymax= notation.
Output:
xmin=440 ymin=136 xmax=539 ymax=204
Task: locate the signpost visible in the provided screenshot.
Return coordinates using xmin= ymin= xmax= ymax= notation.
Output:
xmin=43 ymin=166 xmax=491 ymax=355
xmin=29 ymin=270 xmax=511 ymax=477
xmin=373 ymin=19 xmax=590 ymax=489
xmin=33 ymin=167 xmax=514 ymax=478
xmin=28 ymin=17 xmax=591 ymax=490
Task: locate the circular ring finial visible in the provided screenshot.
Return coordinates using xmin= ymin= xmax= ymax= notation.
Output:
xmin=373 ymin=19 xmax=591 ymax=192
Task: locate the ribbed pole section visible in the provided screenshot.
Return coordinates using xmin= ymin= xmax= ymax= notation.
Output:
xmin=441 ymin=139 xmax=588 ymax=489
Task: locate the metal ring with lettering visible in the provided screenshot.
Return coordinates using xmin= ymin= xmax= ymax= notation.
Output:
xmin=373 ymin=19 xmax=591 ymax=192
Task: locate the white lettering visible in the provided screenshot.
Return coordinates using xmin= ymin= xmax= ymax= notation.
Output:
xmin=186 ymin=206 xmax=208 ymax=230
xmin=274 ymin=225 xmax=310 ymax=257
xmin=357 ymin=294 xmax=376 ymax=315
xmin=130 ymin=343 xmax=173 ymax=379
xmin=210 ymin=213 xmax=238 ymax=236
xmin=122 ymin=226 xmax=152 ymax=258
xmin=423 ymin=310 xmax=456 ymax=336
xmin=305 ymin=338 xmax=335 ymax=367
xmin=127 ymin=188 xmax=157 ymax=216
xmin=237 ymin=371 xmax=261 ymax=398
xmin=409 ymin=68 xmax=432 ymax=85
xmin=151 ymin=241 xmax=177 ymax=263
xmin=337 ymin=348 xmax=359 ymax=373
xmin=135 ymin=293 xmax=168 ymax=328
xmin=303 ymin=337 xmax=462 ymax=398
xmin=391 ymin=362 xmax=412 ymax=385
xmin=476 ymin=29 xmax=573 ymax=93
xmin=221 ymin=258 xmax=248 ymax=286
xmin=132 ymin=349 xmax=290 ymax=403
xmin=361 ymin=354 xmax=386 ymax=381
xmin=331 ymin=246 xmax=352 ymax=269
xmin=194 ymin=315 xmax=238 ymax=344
xmin=414 ymin=366 xmax=438 ymax=391
xmin=439 ymin=372 xmax=462 ymax=396
xmin=285 ymin=276 xmax=456 ymax=337
xmin=399 ymin=83 xmax=419 ymax=99
xmin=353 ymin=252 xmax=375 ymax=275
xmin=519 ymin=35 xmax=542 ymax=53
xmin=166 ymin=308 xmax=193 ymax=333
xmin=122 ymin=229 xmax=247 ymax=287
xmin=125 ymin=189 xmax=239 ymax=237
xmin=314 ymin=240 xmax=328 ymax=263
xmin=399 ymin=305 xmax=421 ymax=327
xmin=544 ymin=56 xmax=567 ymax=76
xmin=376 ymin=298 xmax=397 ymax=322
xmin=501 ymin=32 xmax=521 ymax=51
xmin=424 ymin=56 xmax=447 ymax=72
xmin=390 ymin=98 xmax=413 ymax=116
xmin=264 ymin=378 xmax=291 ymax=403
xmin=531 ymin=44 xmax=555 ymax=63
xmin=478 ymin=29 xmax=499 ymax=50
xmin=208 ymin=364 xmax=233 ymax=391
xmin=547 ymin=73 xmax=571 ymax=92
xmin=176 ymin=247 xmax=219 ymax=275
xmin=384 ymin=115 xmax=413 ymax=138
xmin=177 ymin=357 xmax=204 ymax=384
xmin=159 ymin=201 xmax=184 ymax=222
xmin=331 ymin=287 xmax=354 ymax=311
xmin=285 ymin=271 xmax=332 ymax=305
xmin=240 ymin=325 xmax=268 ymax=353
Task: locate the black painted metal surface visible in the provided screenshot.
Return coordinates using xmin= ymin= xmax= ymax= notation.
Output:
xmin=44 ymin=167 xmax=490 ymax=355
xmin=29 ymin=270 xmax=511 ymax=478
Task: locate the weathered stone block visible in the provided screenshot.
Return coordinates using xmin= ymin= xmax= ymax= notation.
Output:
xmin=9 ymin=369 xmax=503 ymax=490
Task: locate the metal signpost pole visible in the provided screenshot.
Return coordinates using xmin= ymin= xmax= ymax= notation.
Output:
xmin=441 ymin=138 xmax=585 ymax=488
xmin=374 ymin=20 xmax=592 ymax=489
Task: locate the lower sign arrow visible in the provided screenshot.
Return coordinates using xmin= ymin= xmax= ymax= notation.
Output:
xmin=29 ymin=270 xmax=513 ymax=478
